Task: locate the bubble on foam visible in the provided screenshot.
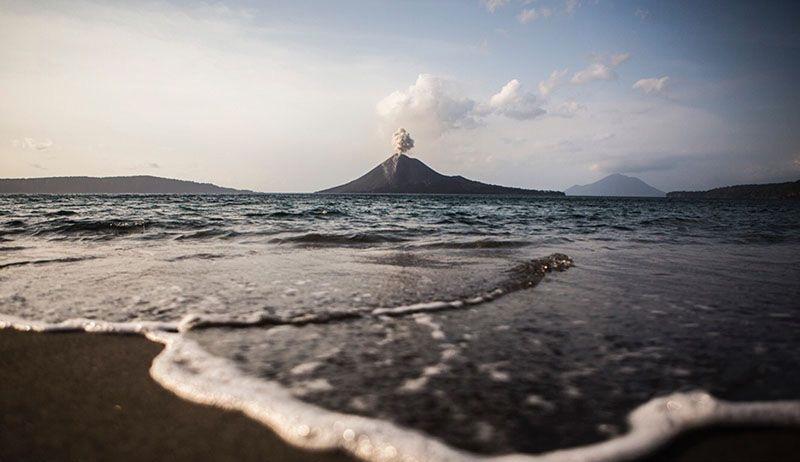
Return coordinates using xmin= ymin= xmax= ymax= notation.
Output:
xmin=0 ymin=313 xmax=177 ymax=334
xmin=525 ymin=394 xmax=556 ymax=412
xmin=291 ymin=361 xmax=323 ymax=376
xmin=413 ymin=313 xmax=446 ymax=340
xmin=291 ymin=378 xmax=334 ymax=397
xmin=398 ymin=376 xmax=429 ymax=393
xmin=479 ymin=362 xmax=512 ymax=382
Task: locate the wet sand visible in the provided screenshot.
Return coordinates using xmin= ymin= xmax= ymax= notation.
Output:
xmin=1 ymin=329 xmax=798 ymax=462
xmin=0 ymin=329 xmax=354 ymax=462
xmin=638 ymin=425 xmax=800 ymax=462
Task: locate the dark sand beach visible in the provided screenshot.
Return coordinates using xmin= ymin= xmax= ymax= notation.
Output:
xmin=0 ymin=330 xmax=353 ymax=462
xmin=2 ymin=329 xmax=798 ymax=462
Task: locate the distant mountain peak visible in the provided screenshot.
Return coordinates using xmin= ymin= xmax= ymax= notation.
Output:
xmin=317 ymin=153 xmax=562 ymax=196
xmin=565 ymin=173 xmax=665 ymax=197
xmin=0 ymin=175 xmax=251 ymax=194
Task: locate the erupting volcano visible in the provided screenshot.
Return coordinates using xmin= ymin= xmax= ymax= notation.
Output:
xmin=317 ymin=129 xmax=562 ymax=196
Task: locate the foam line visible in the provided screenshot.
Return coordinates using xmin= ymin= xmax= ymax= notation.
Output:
xmin=2 ymin=313 xmax=799 ymax=462
xmin=180 ymin=254 xmax=572 ymax=331
xmin=0 ymin=313 xmax=177 ymax=333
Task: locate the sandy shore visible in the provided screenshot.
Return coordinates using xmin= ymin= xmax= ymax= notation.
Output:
xmin=1 ymin=329 xmax=798 ymax=462
xmin=639 ymin=425 xmax=800 ymax=462
xmin=0 ymin=329 xmax=354 ymax=462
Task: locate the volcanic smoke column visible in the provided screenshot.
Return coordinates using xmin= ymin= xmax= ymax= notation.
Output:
xmin=392 ymin=128 xmax=414 ymax=154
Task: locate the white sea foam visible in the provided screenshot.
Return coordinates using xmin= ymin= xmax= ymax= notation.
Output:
xmin=2 ymin=312 xmax=800 ymax=462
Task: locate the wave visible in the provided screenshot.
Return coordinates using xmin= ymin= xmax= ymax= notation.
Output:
xmin=0 ymin=246 xmax=27 ymax=252
xmin=2 ymin=219 xmax=27 ymax=227
xmin=34 ymin=220 xmax=151 ymax=237
xmin=2 ymin=311 xmax=799 ymax=462
xmin=245 ymin=208 xmax=347 ymax=219
xmin=0 ymin=256 xmax=98 ymax=270
xmin=413 ymin=239 xmax=531 ymax=249
xmin=45 ymin=210 xmax=78 ymax=217
xmin=179 ymin=253 xmax=573 ymax=330
xmin=174 ymin=229 xmax=241 ymax=240
xmin=165 ymin=252 xmax=229 ymax=262
xmin=269 ymin=232 xmax=408 ymax=247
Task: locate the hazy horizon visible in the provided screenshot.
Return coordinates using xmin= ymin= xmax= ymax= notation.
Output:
xmin=2 ymin=0 xmax=799 ymax=192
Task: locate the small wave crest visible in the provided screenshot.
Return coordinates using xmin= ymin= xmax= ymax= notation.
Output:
xmin=0 ymin=256 xmax=98 ymax=270
xmin=0 ymin=246 xmax=27 ymax=252
xmin=45 ymin=210 xmax=78 ymax=217
xmin=269 ymin=232 xmax=408 ymax=247
xmin=174 ymin=229 xmax=241 ymax=240
xmin=34 ymin=219 xmax=151 ymax=237
xmin=413 ymin=239 xmax=531 ymax=250
xmin=178 ymin=253 xmax=573 ymax=330
xmin=165 ymin=252 xmax=229 ymax=262
xmin=245 ymin=207 xmax=347 ymax=219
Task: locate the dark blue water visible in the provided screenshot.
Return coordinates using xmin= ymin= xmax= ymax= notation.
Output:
xmin=2 ymin=194 xmax=799 ymax=456
xmin=1 ymin=194 xmax=799 ymax=246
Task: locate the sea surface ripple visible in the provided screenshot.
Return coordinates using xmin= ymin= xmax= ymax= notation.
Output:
xmin=1 ymin=193 xmax=799 ymax=459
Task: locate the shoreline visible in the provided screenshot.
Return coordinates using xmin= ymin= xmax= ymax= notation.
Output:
xmin=1 ymin=329 xmax=799 ymax=462
xmin=0 ymin=329 xmax=353 ymax=462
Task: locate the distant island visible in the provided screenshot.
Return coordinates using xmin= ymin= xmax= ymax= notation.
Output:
xmin=317 ymin=153 xmax=563 ymax=196
xmin=0 ymin=176 xmax=252 ymax=194
xmin=565 ymin=173 xmax=665 ymax=197
xmin=667 ymin=180 xmax=800 ymax=199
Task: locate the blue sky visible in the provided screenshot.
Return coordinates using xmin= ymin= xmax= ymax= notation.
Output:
xmin=2 ymin=0 xmax=799 ymax=191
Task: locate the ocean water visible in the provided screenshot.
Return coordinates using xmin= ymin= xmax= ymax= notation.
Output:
xmin=2 ymin=194 xmax=800 ymax=460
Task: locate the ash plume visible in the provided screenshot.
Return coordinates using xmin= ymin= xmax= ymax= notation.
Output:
xmin=392 ymin=128 xmax=414 ymax=154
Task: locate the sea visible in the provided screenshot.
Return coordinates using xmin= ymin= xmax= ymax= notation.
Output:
xmin=2 ymin=194 xmax=800 ymax=461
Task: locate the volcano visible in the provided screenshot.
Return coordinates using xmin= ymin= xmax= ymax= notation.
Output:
xmin=316 ymin=153 xmax=563 ymax=196
xmin=564 ymin=173 xmax=665 ymax=197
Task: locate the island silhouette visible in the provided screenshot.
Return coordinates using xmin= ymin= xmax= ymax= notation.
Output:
xmin=316 ymin=152 xmax=563 ymax=196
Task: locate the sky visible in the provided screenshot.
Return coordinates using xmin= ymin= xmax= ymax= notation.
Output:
xmin=1 ymin=0 xmax=799 ymax=192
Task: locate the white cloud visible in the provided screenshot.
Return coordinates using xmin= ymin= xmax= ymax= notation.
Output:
xmin=593 ymin=133 xmax=615 ymax=142
xmin=635 ymin=8 xmax=650 ymax=20
xmin=565 ymin=0 xmax=581 ymax=15
xmin=482 ymin=0 xmax=510 ymax=13
xmin=571 ymin=52 xmax=631 ymax=84
xmin=378 ymin=76 xmax=548 ymax=133
xmin=517 ymin=7 xmax=553 ymax=24
xmin=538 ymin=69 xmax=568 ymax=96
xmin=11 ymin=138 xmax=53 ymax=151
xmin=633 ymin=76 xmax=670 ymax=95
xmin=610 ymin=52 xmax=631 ymax=66
xmin=376 ymin=74 xmax=479 ymax=135
xmin=495 ymin=28 xmax=511 ymax=38
xmin=549 ymin=100 xmax=586 ymax=118
xmin=571 ymin=63 xmax=615 ymax=84
xmin=488 ymin=79 xmax=546 ymax=120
